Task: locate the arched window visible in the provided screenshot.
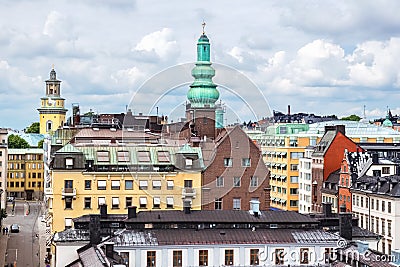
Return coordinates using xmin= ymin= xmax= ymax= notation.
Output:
xmin=46 ymin=120 xmax=53 ymax=132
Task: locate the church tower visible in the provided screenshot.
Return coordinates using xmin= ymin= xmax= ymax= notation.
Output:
xmin=38 ymin=67 xmax=68 ymax=134
xmin=186 ymin=23 xmax=220 ymax=140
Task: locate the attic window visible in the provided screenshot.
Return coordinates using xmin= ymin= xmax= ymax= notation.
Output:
xmin=117 ymin=151 xmax=129 ymax=162
xmin=157 ymin=151 xmax=170 ymax=162
xmin=138 ymin=151 xmax=150 ymax=162
xmin=65 ymin=158 xmax=73 ymax=168
xmin=97 ymin=151 xmax=110 ymax=162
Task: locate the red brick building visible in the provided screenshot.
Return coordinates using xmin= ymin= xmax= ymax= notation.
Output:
xmin=201 ymin=126 xmax=270 ymax=211
xmin=311 ymin=125 xmax=361 ymax=212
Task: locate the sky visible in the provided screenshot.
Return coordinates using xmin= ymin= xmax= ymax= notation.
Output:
xmin=2 ymin=0 xmax=400 ymax=130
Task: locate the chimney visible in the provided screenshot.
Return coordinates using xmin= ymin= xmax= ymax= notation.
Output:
xmin=128 ymin=206 xmax=137 ymax=219
xmin=339 ymin=212 xmax=352 ymax=240
xmin=322 ymin=202 xmax=332 ymax=217
xmin=287 ymin=105 xmax=291 ymax=115
xmin=183 ymin=200 xmax=191 ymax=214
xmin=104 ymin=242 xmax=114 ymax=259
xmin=250 ymin=199 xmax=260 ymax=217
xmin=372 ymin=153 xmax=379 ymax=164
xmin=89 ymin=215 xmax=101 ymax=245
xmin=335 ymin=125 xmax=345 ymax=135
xmin=100 ymin=204 xmax=107 ymax=219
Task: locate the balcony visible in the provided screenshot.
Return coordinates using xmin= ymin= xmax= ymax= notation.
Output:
xmin=62 ymin=188 xmax=76 ymax=199
xmin=44 ymin=188 xmax=53 ymax=195
xmin=182 ymin=187 xmax=196 ymax=198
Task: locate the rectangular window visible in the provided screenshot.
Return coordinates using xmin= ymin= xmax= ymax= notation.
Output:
xmin=199 ymin=250 xmax=208 ymax=266
xmin=290 ymin=152 xmax=304 ymax=159
xmin=111 ymin=180 xmax=120 ymax=190
xmin=224 ymin=158 xmax=233 ymax=167
xmin=388 ymin=220 xmax=392 ymax=236
xmin=152 ymin=180 xmax=162 ymax=190
xmin=153 ymin=197 xmax=161 ymax=209
xmin=290 ymin=176 xmax=299 ymax=183
xmin=382 ymin=219 xmax=385 ymax=235
xmin=250 ymin=249 xmax=259 ymax=266
xmin=233 ymin=198 xmax=241 ymax=210
xmin=167 ymin=180 xmax=174 ymax=190
xmin=157 ymin=151 xmax=170 ymax=162
xmin=388 ymin=202 xmax=392 ymax=213
xmin=126 ymin=197 xmax=132 ymax=208
xmin=290 ymin=188 xmax=298 ymax=194
xmin=371 ymin=199 xmax=374 ymax=209
xmin=65 ymin=158 xmax=73 ymax=168
xmin=166 ymin=197 xmax=174 ymax=209
xmin=85 ymin=180 xmax=91 ymax=190
xmin=117 ymin=151 xmax=129 ymax=162
xmin=290 ymin=164 xmax=298 ymax=171
xmin=98 ymin=197 xmax=106 ymax=208
xmin=290 ymin=200 xmax=298 ymax=207
xmin=361 ymin=197 xmax=363 ymax=207
xmin=233 ymin=177 xmax=241 ymax=187
xmin=147 ymin=251 xmax=156 ymax=267
xmin=138 ymin=151 xmax=151 ymax=162
xmin=97 ymin=151 xmax=110 ymax=162
xmin=97 ymin=180 xmax=106 ymax=190
xmin=376 ymin=200 xmax=379 ymax=211
xmin=275 ymin=249 xmax=285 ymax=265
xmin=84 ymin=197 xmax=91 ymax=209
xmin=125 ymin=180 xmax=133 ymax=190
xmin=382 ymin=201 xmax=385 ymax=212
xmin=225 ymin=249 xmax=234 ymax=265
xmin=139 ymin=180 xmax=148 ymax=190
xmin=112 ymin=197 xmax=119 ymax=209
xmin=216 ymin=176 xmax=224 ymax=187
xmin=242 ymin=158 xmax=251 ymax=167
xmin=173 ymin=250 xmax=182 ymax=267
xmin=300 ymin=248 xmax=309 ymax=264
xmin=184 ymin=180 xmax=193 ymax=188
xmin=65 ymin=196 xmax=73 ymax=209
xmin=65 ymin=218 xmax=72 ymax=229
xmin=139 ymin=197 xmax=147 ymax=208
xmin=215 ymin=198 xmax=222 ymax=210
xmin=250 ymin=176 xmax=258 ymax=187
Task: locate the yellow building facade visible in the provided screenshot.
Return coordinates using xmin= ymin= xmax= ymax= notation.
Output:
xmin=7 ymin=148 xmax=44 ymax=200
xmin=249 ymin=121 xmax=400 ymax=212
xmin=38 ymin=67 xmax=67 ymax=135
xmin=48 ymin=144 xmax=203 ymax=233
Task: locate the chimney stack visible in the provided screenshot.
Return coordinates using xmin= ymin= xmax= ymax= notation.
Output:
xmin=183 ymin=200 xmax=191 ymax=214
xmin=287 ymin=105 xmax=291 ymax=115
xmin=322 ymin=202 xmax=332 ymax=217
xmin=128 ymin=206 xmax=137 ymax=219
xmin=339 ymin=212 xmax=352 ymax=241
xmin=104 ymin=242 xmax=114 ymax=258
xmin=89 ymin=215 xmax=101 ymax=245
xmin=100 ymin=204 xmax=107 ymax=219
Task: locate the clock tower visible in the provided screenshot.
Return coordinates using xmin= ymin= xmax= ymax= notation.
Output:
xmin=38 ymin=67 xmax=68 ymax=134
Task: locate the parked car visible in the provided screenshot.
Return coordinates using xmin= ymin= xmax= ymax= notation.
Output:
xmin=10 ymin=224 xmax=19 ymax=233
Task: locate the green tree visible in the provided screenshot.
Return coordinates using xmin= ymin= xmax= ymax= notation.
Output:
xmin=37 ymin=139 xmax=44 ymax=148
xmin=8 ymin=134 xmax=30 ymax=149
xmin=341 ymin=114 xmax=361 ymax=121
xmin=25 ymin=122 xmax=40 ymax=133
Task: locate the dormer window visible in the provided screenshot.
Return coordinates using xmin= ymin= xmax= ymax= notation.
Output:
xmin=117 ymin=151 xmax=129 ymax=162
xmin=97 ymin=151 xmax=110 ymax=162
xmin=138 ymin=151 xmax=150 ymax=162
xmin=65 ymin=158 xmax=73 ymax=169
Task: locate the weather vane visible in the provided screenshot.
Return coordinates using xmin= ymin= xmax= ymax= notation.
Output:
xmin=202 ymin=21 xmax=206 ymax=34
xmin=52 ymin=64 xmax=55 ymax=70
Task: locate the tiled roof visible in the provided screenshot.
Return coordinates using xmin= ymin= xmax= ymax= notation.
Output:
xmin=312 ymin=130 xmax=337 ymax=157
xmin=78 ymin=246 xmax=109 ymax=267
xmin=124 ymin=210 xmax=318 ymax=224
xmin=336 ymin=244 xmax=393 ymax=267
xmin=352 ymin=175 xmax=400 ymax=197
xmin=110 ymin=228 xmax=339 ymax=246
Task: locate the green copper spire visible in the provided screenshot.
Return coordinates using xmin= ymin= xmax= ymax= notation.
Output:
xmin=187 ymin=22 xmax=219 ymax=108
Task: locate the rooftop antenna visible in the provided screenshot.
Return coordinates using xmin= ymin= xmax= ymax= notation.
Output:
xmin=202 ymin=21 xmax=206 ymax=35
xmin=363 ymin=105 xmax=366 ymax=119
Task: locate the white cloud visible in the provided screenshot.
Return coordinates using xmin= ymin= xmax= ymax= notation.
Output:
xmin=133 ymin=28 xmax=179 ymax=62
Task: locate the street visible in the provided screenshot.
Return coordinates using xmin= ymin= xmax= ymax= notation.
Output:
xmin=4 ymin=201 xmax=42 ymax=267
